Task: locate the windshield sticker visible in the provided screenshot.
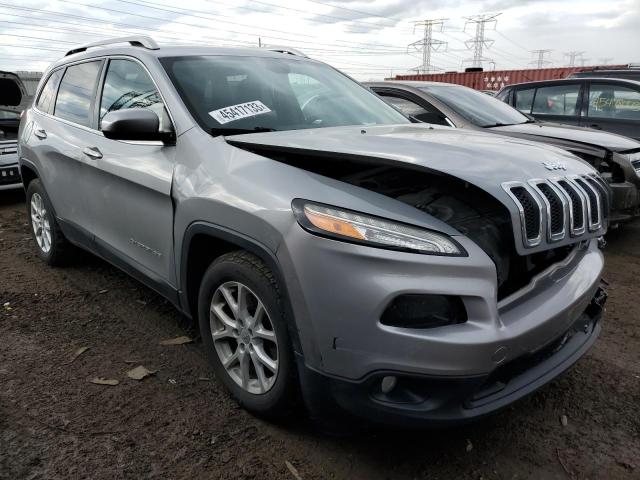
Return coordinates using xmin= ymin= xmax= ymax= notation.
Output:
xmin=208 ymin=101 xmax=271 ymax=124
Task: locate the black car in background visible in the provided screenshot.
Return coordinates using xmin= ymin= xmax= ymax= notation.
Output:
xmin=366 ymin=81 xmax=640 ymax=224
xmin=495 ymin=78 xmax=640 ymax=141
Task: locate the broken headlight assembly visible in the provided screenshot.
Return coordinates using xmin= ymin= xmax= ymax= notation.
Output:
xmin=292 ymin=199 xmax=466 ymax=256
xmin=627 ymin=151 xmax=640 ymax=176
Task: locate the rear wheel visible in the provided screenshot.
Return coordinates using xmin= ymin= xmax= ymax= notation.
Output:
xmin=26 ymin=179 xmax=74 ymax=266
xmin=198 ymin=251 xmax=297 ymax=417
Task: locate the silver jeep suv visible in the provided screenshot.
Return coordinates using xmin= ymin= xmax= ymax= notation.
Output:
xmin=19 ymin=37 xmax=608 ymax=426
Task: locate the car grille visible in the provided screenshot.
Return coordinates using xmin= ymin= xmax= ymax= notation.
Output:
xmin=0 ymin=164 xmax=20 ymax=185
xmin=503 ymin=174 xmax=609 ymax=249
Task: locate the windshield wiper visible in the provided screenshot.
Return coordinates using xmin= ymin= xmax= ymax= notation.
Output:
xmin=211 ymin=127 xmax=278 ymax=137
xmin=483 ymin=120 xmax=535 ymax=127
xmin=481 ymin=122 xmax=512 ymax=128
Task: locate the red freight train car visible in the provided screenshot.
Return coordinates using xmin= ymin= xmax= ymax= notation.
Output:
xmin=393 ymin=65 xmax=626 ymax=91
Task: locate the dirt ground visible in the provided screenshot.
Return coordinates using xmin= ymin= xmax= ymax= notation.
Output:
xmin=1 ymin=188 xmax=638 ymax=480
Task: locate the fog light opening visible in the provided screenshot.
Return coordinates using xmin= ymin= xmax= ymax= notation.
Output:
xmin=380 ymin=375 xmax=397 ymax=394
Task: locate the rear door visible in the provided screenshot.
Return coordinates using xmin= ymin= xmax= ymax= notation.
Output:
xmin=26 ymin=61 xmax=103 ymax=239
xmin=85 ymin=57 xmax=177 ymax=292
xmin=581 ymin=80 xmax=640 ymax=140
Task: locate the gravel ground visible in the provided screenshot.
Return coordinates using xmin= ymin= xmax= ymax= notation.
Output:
xmin=1 ymin=189 xmax=639 ymax=480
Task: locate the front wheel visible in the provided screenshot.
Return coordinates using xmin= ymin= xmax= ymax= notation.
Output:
xmin=198 ymin=251 xmax=298 ymax=417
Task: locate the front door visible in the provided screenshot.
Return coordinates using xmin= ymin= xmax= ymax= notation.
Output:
xmin=85 ymin=58 xmax=177 ymax=290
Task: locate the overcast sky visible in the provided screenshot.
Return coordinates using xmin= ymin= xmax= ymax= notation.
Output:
xmin=0 ymin=0 xmax=638 ymax=79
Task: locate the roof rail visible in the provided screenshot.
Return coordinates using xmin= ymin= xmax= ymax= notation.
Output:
xmin=266 ymin=46 xmax=308 ymax=58
xmin=65 ymin=36 xmax=159 ymax=57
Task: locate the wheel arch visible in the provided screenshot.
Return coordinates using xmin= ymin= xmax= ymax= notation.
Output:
xmin=180 ymin=222 xmax=303 ymax=354
xmin=19 ymin=159 xmax=39 ymax=189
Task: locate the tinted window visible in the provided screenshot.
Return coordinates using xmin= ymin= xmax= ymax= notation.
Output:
xmin=418 ymin=84 xmax=529 ymax=127
xmin=382 ymin=95 xmax=430 ymax=116
xmin=532 ymin=84 xmax=580 ymax=116
xmin=36 ymin=70 xmax=63 ymax=114
xmin=54 ymin=61 xmax=102 ymax=127
xmin=588 ymin=83 xmax=640 ymax=120
xmin=514 ymin=88 xmax=535 ymax=113
xmin=379 ymin=93 xmax=450 ymax=125
xmin=100 ymin=59 xmax=167 ymax=129
xmin=161 ymin=55 xmax=408 ymax=135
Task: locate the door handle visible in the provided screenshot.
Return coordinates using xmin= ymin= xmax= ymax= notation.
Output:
xmin=34 ymin=128 xmax=47 ymax=139
xmin=83 ymin=146 xmax=103 ymax=159
xmin=589 ymin=124 xmax=602 ymax=130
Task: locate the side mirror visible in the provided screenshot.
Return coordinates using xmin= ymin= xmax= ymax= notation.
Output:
xmin=101 ymin=109 xmax=174 ymax=143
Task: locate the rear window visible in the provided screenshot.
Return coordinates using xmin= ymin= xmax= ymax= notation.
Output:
xmin=36 ymin=70 xmax=63 ymax=114
xmin=54 ymin=61 xmax=102 ymax=127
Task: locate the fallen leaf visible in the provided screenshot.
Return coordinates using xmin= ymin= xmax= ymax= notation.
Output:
xmin=285 ymin=460 xmax=303 ymax=480
xmin=89 ymin=377 xmax=119 ymax=386
xmin=159 ymin=336 xmax=193 ymax=346
xmin=466 ymin=439 xmax=473 ymax=452
xmin=168 ymin=378 xmax=177 ymax=385
xmin=560 ymin=414 xmax=568 ymax=427
xmin=68 ymin=346 xmax=90 ymax=364
xmin=98 ymin=289 xmax=109 ymax=294
xmin=127 ymin=365 xmax=156 ymax=381
xmin=135 ymin=299 xmax=147 ymax=306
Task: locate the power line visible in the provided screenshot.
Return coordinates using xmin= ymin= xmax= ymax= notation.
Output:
xmin=463 ymin=13 xmax=500 ymax=69
xmin=407 ymin=19 xmax=447 ymax=73
xmin=58 ymin=0 xmax=408 ymax=53
xmin=304 ymin=0 xmax=401 ymax=26
xmin=0 ymin=3 xmax=409 ymax=57
xmin=239 ymin=0 xmax=401 ymax=30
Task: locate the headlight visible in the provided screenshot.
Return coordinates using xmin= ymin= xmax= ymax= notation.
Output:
xmin=292 ymin=199 xmax=466 ymax=256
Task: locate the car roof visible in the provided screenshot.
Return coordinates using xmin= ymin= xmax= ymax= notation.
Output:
xmin=49 ymin=43 xmax=317 ymax=71
xmin=503 ymin=77 xmax=640 ymax=89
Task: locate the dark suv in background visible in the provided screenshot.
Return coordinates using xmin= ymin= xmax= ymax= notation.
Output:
xmin=496 ymin=78 xmax=640 ymax=141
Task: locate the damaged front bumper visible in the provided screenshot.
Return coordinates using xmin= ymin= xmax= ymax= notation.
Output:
xmin=299 ymin=285 xmax=606 ymax=427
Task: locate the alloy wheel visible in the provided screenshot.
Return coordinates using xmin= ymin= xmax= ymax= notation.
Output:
xmin=209 ymin=281 xmax=279 ymax=394
xmin=30 ymin=193 xmax=51 ymax=254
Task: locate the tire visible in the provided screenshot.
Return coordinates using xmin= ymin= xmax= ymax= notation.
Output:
xmin=198 ymin=251 xmax=298 ymax=417
xmin=25 ymin=179 xmax=75 ymax=266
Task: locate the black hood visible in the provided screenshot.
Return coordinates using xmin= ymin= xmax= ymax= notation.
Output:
xmin=490 ymin=122 xmax=640 ymax=153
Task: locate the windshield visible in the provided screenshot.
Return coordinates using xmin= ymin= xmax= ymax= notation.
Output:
xmin=161 ymin=55 xmax=409 ymax=135
xmin=419 ymin=84 xmax=530 ymax=127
